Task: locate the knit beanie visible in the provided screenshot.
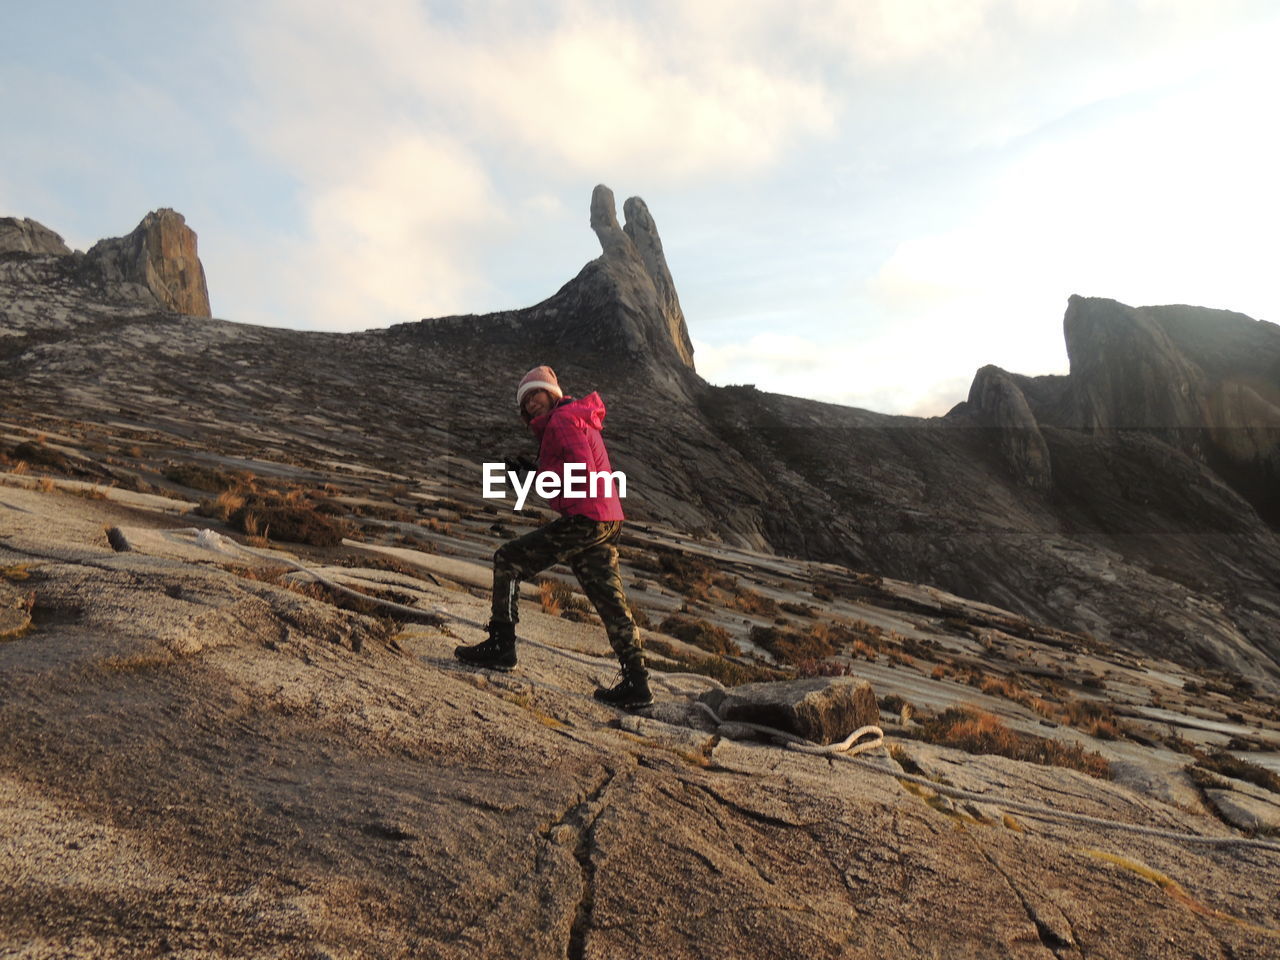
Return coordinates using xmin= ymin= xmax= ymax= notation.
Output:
xmin=516 ymin=365 xmax=564 ymax=409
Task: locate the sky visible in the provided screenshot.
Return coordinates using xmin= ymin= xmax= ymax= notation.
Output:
xmin=3 ymin=1 xmax=1277 ymax=416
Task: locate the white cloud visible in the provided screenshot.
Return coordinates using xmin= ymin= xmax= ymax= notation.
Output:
xmin=226 ymin=0 xmax=839 ymax=331
xmin=292 ymin=135 xmax=507 ymax=328
xmin=693 ymin=327 xmax=986 ymax=417
xmin=440 ymin=17 xmax=834 ymax=180
xmin=862 ymin=14 xmax=1280 ymax=379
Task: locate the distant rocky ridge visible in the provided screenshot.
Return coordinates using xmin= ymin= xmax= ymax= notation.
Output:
xmin=961 ymin=296 xmax=1280 ymax=526
xmin=0 ymin=208 xmax=210 ymax=317
xmin=2 ymin=190 xmax=1279 ymax=688
xmin=0 ymin=217 xmax=71 ymax=256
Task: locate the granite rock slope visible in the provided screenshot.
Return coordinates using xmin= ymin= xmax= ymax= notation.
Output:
xmin=2 ymin=482 xmax=1279 ymax=959
xmin=1 ymin=190 xmax=1278 ymax=689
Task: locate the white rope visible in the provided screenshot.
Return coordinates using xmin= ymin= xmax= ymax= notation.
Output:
xmin=693 ymin=700 xmax=1280 ymax=853
xmin=694 ymin=701 xmax=885 ymax=756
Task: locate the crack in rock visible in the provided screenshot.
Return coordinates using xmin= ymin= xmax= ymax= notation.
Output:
xmin=540 ymin=768 xmax=618 ymax=960
xmin=975 ymin=844 xmax=1077 ymax=956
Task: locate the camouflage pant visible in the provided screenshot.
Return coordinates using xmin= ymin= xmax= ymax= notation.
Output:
xmin=491 ymin=515 xmax=642 ymax=664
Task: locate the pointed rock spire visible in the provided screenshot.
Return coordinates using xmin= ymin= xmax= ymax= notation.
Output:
xmin=588 ymin=185 xmax=694 ymax=370
xmin=623 ymin=196 xmax=694 ymax=369
xmin=84 ymin=209 xmax=211 ymax=317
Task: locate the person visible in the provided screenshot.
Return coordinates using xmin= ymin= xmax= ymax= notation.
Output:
xmin=454 ymin=365 xmax=652 ymax=709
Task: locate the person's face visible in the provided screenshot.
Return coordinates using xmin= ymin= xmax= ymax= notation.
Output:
xmin=522 ymin=388 xmax=552 ymax=420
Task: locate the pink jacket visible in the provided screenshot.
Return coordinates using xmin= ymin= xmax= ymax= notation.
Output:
xmin=529 ymin=393 xmax=625 ymax=521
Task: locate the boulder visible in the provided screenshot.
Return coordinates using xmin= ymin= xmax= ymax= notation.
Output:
xmin=699 ymin=676 xmax=877 ymax=745
xmin=0 ymin=217 xmax=71 ymax=256
xmin=1204 ymin=788 xmax=1280 ymax=832
xmin=1108 ymin=760 xmax=1205 ymax=813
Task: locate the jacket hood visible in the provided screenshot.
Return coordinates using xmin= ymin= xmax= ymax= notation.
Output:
xmin=530 ymin=392 xmax=607 ymax=434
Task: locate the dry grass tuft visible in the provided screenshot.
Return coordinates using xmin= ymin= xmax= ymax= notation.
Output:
xmin=914 ymin=705 xmax=1111 ymax=779
xmin=1192 ymin=750 xmax=1280 ymax=795
xmin=538 ymin=579 xmax=591 ymax=617
xmin=660 ymin=615 xmax=740 ymax=656
xmin=197 ymin=486 xmax=348 ymax=547
xmin=645 ymin=638 xmax=783 ymax=686
xmin=538 ymin=579 xmax=562 ymax=616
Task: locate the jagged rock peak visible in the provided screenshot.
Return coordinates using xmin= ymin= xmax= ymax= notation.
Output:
xmin=1063 ymin=294 xmax=1280 ymax=524
xmin=84 ymin=209 xmax=212 ymax=318
xmin=590 ymin=185 xmax=632 ymax=259
xmin=967 ymin=365 xmax=1053 ymax=489
xmin=1064 ymin=294 xmax=1210 ymax=432
xmin=0 ymin=217 xmax=71 ymax=256
xmin=589 ymin=185 xmax=694 ymax=370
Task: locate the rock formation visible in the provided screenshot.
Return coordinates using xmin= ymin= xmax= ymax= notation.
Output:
xmin=399 ymin=186 xmax=695 ymax=395
xmin=587 ymin=185 xmax=694 ymax=368
xmin=3 ymin=198 xmax=1280 ymax=686
xmin=0 ymin=217 xmax=71 ymax=256
xmin=82 ymin=208 xmax=212 ymax=317
xmin=966 ymin=365 xmax=1053 ymax=489
xmin=985 ymin=296 xmax=1280 ymax=526
xmin=1062 ymin=295 xmax=1212 ymax=432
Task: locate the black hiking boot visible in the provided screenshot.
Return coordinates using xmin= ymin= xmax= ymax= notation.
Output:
xmin=593 ymin=661 xmax=653 ymax=710
xmin=454 ymin=621 xmax=517 ymax=672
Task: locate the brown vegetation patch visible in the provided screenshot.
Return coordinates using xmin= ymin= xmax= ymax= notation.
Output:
xmin=645 ymin=638 xmax=784 ymax=686
xmin=749 ymin=624 xmax=836 ymax=665
xmin=659 ymin=615 xmax=740 ymax=656
xmin=623 ymin=547 xmax=779 ymax=616
xmin=955 ymin=669 xmax=1121 ymax=740
xmin=1192 ymin=750 xmax=1280 ymax=795
xmin=12 ymin=441 xmax=74 ymax=474
xmin=780 ymin=601 xmax=818 ymax=618
xmin=163 ymin=462 xmax=235 ymax=493
xmin=198 ymin=489 xmax=349 ymax=547
xmin=538 ymin=579 xmax=591 ymax=617
xmin=912 ymin=705 xmax=1111 ymax=779
xmin=1184 ymin=672 xmax=1258 ymax=703
xmin=794 ymin=659 xmax=858 ymax=679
